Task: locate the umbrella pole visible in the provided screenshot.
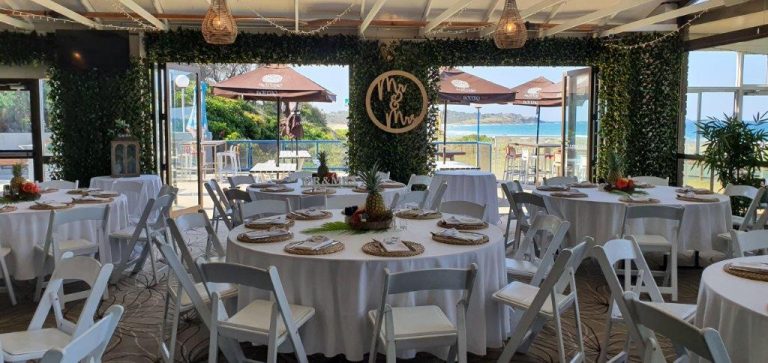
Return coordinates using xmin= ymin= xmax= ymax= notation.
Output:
xmin=276 ymin=97 xmax=281 ymax=178
xmin=535 ymin=106 xmax=541 ymax=183
xmin=443 ymin=101 xmax=447 ymax=164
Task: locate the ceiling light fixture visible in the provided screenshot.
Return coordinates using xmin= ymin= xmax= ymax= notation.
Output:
xmin=202 ymin=0 xmax=238 ymax=45
xmin=493 ymin=0 xmax=527 ymax=49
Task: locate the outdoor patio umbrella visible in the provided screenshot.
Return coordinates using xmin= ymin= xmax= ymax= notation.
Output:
xmin=509 ymin=76 xmax=562 ymax=145
xmin=211 ymin=65 xmax=336 ymax=167
xmin=438 ymin=68 xmax=517 ymax=163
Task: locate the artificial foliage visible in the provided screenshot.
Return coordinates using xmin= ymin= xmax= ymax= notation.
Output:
xmin=0 ymin=31 xmax=53 ymax=65
xmin=47 ymin=62 xmax=153 ymax=185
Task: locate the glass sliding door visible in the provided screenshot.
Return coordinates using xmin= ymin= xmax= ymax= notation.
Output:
xmin=561 ymin=68 xmax=594 ymax=181
xmin=0 ymin=79 xmax=45 ymax=185
xmin=163 ymin=64 xmax=202 ymax=211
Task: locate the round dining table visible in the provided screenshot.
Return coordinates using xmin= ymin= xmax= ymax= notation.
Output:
xmin=0 ymin=189 xmax=129 ymax=280
xmin=247 ymin=180 xmax=405 ymax=210
xmin=89 ymin=175 xmax=162 ymax=218
xmin=428 ymin=170 xmax=500 ymax=224
xmin=534 ymin=186 xmax=732 ymax=250
xmin=226 ymin=211 xmax=507 ymax=360
xmin=694 ymin=256 xmax=768 ymax=363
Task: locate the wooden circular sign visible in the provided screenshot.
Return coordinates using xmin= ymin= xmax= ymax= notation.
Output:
xmin=365 ymin=70 xmax=428 ymax=134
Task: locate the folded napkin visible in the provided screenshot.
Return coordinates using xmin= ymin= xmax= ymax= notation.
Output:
xmin=293 ymin=208 xmax=326 ymax=217
xmin=551 ymin=191 xmax=588 ymax=198
xmin=263 ymin=186 xmax=289 ymax=192
xmin=443 ymin=215 xmax=484 ymax=226
xmin=676 ymin=186 xmax=712 ymax=194
xmin=290 ymin=236 xmax=336 ymax=251
xmin=77 ymin=195 xmax=108 ymax=201
xmin=35 ymin=201 xmax=69 ymax=208
xmin=417 ymin=209 xmax=439 ymax=217
xmin=625 ymin=195 xmax=651 ymax=202
xmin=252 ymin=215 xmax=287 ymax=225
xmin=569 ymin=181 xmax=596 ymax=188
xmin=377 ymin=237 xmax=411 ymax=252
xmin=729 ymin=261 xmax=768 ymax=274
xmin=432 ymin=228 xmax=484 ymax=242
xmin=677 ymin=193 xmax=719 ymax=202
xmin=242 ymin=229 xmax=289 ymax=240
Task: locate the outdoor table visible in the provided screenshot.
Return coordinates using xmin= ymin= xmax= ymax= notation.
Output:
xmin=513 ymin=142 xmax=560 ymax=183
xmin=226 ymin=210 xmax=507 ymax=360
xmin=694 ymin=255 xmax=768 ymax=363
xmin=249 ymin=162 xmax=297 ymax=179
xmin=278 ymin=150 xmax=312 ymax=169
xmin=0 ymin=189 xmax=129 ymax=280
xmin=247 ymin=179 xmax=404 ymax=209
xmin=534 ymin=186 xmax=732 ymax=250
xmin=89 ymin=174 xmax=162 ymax=219
xmin=434 ymin=160 xmax=481 ymax=171
xmin=428 ymin=170 xmax=499 ymax=224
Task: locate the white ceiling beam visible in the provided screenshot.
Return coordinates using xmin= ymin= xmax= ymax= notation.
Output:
xmin=359 ymin=0 xmax=387 ymax=35
xmin=537 ymin=2 xmax=563 ymax=36
xmin=483 ymin=0 xmax=504 ymax=22
xmin=480 ymin=0 xmax=567 ymax=37
xmin=152 ymin=0 xmax=169 ymax=27
xmin=0 ymin=13 xmax=34 ymax=30
xmin=542 ymin=0 xmax=662 ymax=37
xmin=4 ymin=0 xmax=33 ymax=26
xmin=601 ymin=0 xmax=749 ymax=36
xmin=294 ymin=0 xmax=299 ymax=31
xmin=422 ymin=0 xmax=435 ymax=21
xmin=30 ymin=0 xmax=99 ymax=28
xmin=119 ymin=0 xmax=167 ymax=30
xmin=79 ymin=0 xmax=100 ymax=23
xmin=423 ymin=0 xmax=474 ymax=34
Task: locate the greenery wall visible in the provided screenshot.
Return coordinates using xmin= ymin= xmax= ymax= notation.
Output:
xmin=0 ymin=29 xmax=684 ymax=184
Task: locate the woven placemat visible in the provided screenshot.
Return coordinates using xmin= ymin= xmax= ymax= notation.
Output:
xmin=395 ymin=210 xmax=442 ymax=220
xmin=550 ymin=192 xmax=588 ymax=198
xmin=381 ymin=182 xmax=406 ymax=189
xmin=352 ymin=187 xmax=383 ymax=193
xmin=29 ymin=203 xmax=73 ymax=210
xmin=66 ymin=189 xmax=90 ymax=195
xmin=275 ymin=179 xmax=298 ymax=184
xmin=437 ymin=220 xmax=489 ymax=230
xmin=260 ymin=187 xmax=294 ymax=193
xmin=72 ymin=197 xmax=113 ymax=204
xmin=237 ymin=231 xmax=293 ymax=243
xmin=302 ymin=188 xmax=337 ymax=195
xmin=362 ymin=241 xmax=424 ymax=257
xmin=618 ymin=197 xmax=660 ymax=204
xmin=40 ymin=188 xmax=58 ymax=194
xmin=90 ymin=192 xmax=120 ymax=198
xmin=245 ymin=218 xmax=295 ymax=230
xmin=287 ymin=210 xmax=333 ymax=220
xmin=431 ymin=232 xmax=489 ymax=245
xmin=569 ymin=183 xmax=596 ymax=188
xmin=723 ymin=263 xmax=768 ymax=282
xmin=536 ymin=186 xmax=570 ymax=192
xmin=0 ymin=206 xmax=18 ymax=213
xmin=250 ymin=183 xmax=275 ymax=188
xmin=676 ymin=195 xmax=719 ymax=203
xmin=284 ymin=241 xmax=344 ymax=255
xmin=675 ymin=188 xmax=713 ymax=195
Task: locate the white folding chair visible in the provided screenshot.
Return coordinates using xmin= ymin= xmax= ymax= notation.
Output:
xmin=427 ymin=182 xmax=448 ymax=211
xmin=158 ymin=184 xmax=178 ymax=198
xmin=593 ymin=239 xmax=697 ymax=363
xmin=507 ymin=213 xmax=569 ymax=285
xmin=376 ymin=171 xmax=391 ymax=181
xmin=40 ymin=304 xmax=124 ymax=363
xmin=729 ymin=229 xmax=768 ymax=257
xmin=38 ymin=180 xmax=79 ymax=190
xmin=35 ymin=206 xmax=110 ymax=302
xmin=542 ymin=176 xmax=577 ymax=186
xmin=406 ymin=174 xmax=432 ymax=190
xmin=511 ymin=192 xmax=549 ymax=251
xmin=494 ymin=240 xmax=591 ymax=363
xmin=0 ymin=255 xmax=112 ymax=362
xmin=238 ymin=199 xmax=291 ymax=225
xmin=501 ymin=181 xmax=524 ymax=247
xmin=224 ymin=189 xmax=252 ymax=226
xmin=169 ymin=210 xmax=227 ymax=271
xmin=112 ymin=181 xmax=146 ymax=224
xmin=228 ymin=174 xmax=255 ymax=189
xmin=621 ymin=205 xmax=685 ymax=301
xmin=631 ymin=176 xmax=669 ymax=186
xmin=201 ymin=261 xmax=315 ymax=363
xmin=0 ymin=247 xmax=15 ymax=306
xmin=153 ymin=241 xmax=242 ymax=363
xmin=439 ymin=201 xmax=486 ymax=220
xmin=622 ymin=291 xmax=731 ymax=363
xmin=109 ymin=193 xmax=175 ymax=284
xmin=368 ymin=264 xmax=478 ymax=363
xmin=205 ymin=180 xmax=233 ymax=231
xmin=390 ymin=190 xmax=428 ymax=210
xmin=716 ymin=186 xmax=766 ymax=257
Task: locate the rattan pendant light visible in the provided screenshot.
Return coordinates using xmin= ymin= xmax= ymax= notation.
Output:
xmin=202 ymin=0 xmax=238 ymax=45
xmin=493 ymin=0 xmax=527 ymax=49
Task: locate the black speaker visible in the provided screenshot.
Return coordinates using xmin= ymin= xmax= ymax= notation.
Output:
xmin=55 ymin=30 xmax=130 ymax=73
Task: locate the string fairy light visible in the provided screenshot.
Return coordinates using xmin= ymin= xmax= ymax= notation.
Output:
xmin=604 ymin=10 xmax=707 ymax=50
xmin=110 ymin=0 xmax=160 ymax=31
xmin=0 ymin=6 xmax=159 ymax=32
xmin=250 ymin=2 xmax=356 ymax=35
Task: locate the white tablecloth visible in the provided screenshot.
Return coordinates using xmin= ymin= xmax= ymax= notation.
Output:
xmin=0 ymin=189 xmax=129 ymax=280
xmin=428 ymin=170 xmax=499 ymax=224
xmin=226 ymin=211 xmax=507 ymax=360
xmin=247 ymin=180 xmax=404 ymax=210
xmin=694 ymin=256 xmax=768 ymax=363
xmin=534 ymin=186 xmax=731 ymax=250
xmin=89 ymin=175 xmax=162 ymax=219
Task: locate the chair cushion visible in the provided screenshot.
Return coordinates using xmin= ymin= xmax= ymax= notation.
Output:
xmin=505 ymin=258 xmax=538 ymax=277
xmin=630 ymin=234 xmax=671 ymax=249
xmin=59 ymin=239 xmax=97 ymax=252
xmin=221 ymin=299 xmax=315 ymax=338
xmin=492 ymin=281 xmax=573 ymax=317
xmin=0 ymin=328 xmax=71 ymax=357
xmin=612 ymin=301 xmax=695 ymax=322
xmin=367 ymin=305 xmax=456 ymax=340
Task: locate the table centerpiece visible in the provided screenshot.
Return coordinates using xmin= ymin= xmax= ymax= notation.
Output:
xmin=2 ymin=163 xmax=41 ymax=202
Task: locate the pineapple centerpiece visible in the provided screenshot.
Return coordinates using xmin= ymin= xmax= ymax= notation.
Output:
xmin=313 ymin=151 xmax=337 ymax=183
xmin=9 ymin=163 xmax=25 ymax=194
xmin=346 ymin=163 xmax=393 ymax=230
xmin=603 ymin=152 xmax=637 ymax=194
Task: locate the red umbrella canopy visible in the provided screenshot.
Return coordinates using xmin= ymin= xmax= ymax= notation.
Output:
xmin=438 ymin=68 xmax=516 ymax=105
xmin=510 ymin=76 xmax=561 ymax=107
xmin=211 ymin=65 xmax=336 ymax=103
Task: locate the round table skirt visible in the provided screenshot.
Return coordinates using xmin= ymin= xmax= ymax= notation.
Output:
xmin=535 ymin=186 xmax=731 ymax=250
xmin=226 ymin=212 xmax=507 ymax=360
xmin=0 ymin=190 xmax=129 ymax=280
xmin=428 ymin=171 xmax=499 ymax=224
xmin=693 ymin=256 xmax=768 ymax=363
xmin=89 ymin=175 xmax=162 ymax=220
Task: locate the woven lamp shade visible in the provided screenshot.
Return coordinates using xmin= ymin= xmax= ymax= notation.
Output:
xmin=493 ymin=0 xmax=527 ymax=49
xmin=202 ymin=0 xmax=238 ymax=45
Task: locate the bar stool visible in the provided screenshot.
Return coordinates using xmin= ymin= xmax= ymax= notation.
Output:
xmin=502 ymin=145 xmax=523 ymax=181
xmin=216 ymin=145 xmax=240 ymax=181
